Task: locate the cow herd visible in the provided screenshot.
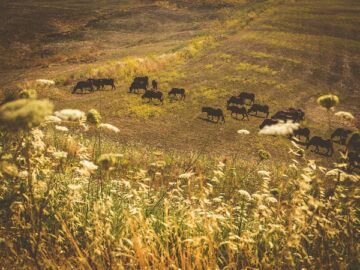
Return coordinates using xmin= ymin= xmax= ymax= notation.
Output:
xmin=71 ymin=76 xmax=358 ymax=167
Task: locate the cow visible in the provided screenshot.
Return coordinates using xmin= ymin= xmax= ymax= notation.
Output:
xmin=168 ymin=88 xmax=185 ymax=100
xmin=248 ymin=104 xmax=269 ymax=118
xmin=72 ymin=81 xmax=94 ymax=93
xmin=227 ymin=96 xmax=245 ymax=106
xmin=227 ymin=106 xmax=249 ymax=120
xmin=238 ymin=92 xmax=255 ymax=104
xmin=331 ymin=128 xmax=352 ymax=145
xmin=307 ymin=136 xmax=333 ymax=156
xmin=292 ymin=127 xmax=310 ymax=142
xmin=201 ymin=107 xmax=225 ymax=123
xmin=142 ymin=90 xmax=164 ymax=104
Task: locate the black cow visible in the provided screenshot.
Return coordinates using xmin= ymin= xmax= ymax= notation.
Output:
xmin=129 ymin=81 xmax=147 ymax=93
xmin=88 ymin=79 xmax=102 ymax=90
xmin=202 ymin=107 xmax=225 ymax=123
xmin=238 ymin=92 xmax=255 ymax=104
xmin=331 ymin=128 xmax=352 ymax=145
xmin=72 ymin=81 xmax=94 ymax=94
xmin=227 ymin=106 xmax=248 ymax=120
xmin=101 ymin=78 xmax=116 ymax=90
xmin=168 ymin=88 xmax=185 ymax=100
xmin=307 ymin=136 xmax=333 ymax=156
xmin=259 ymin=119 xmax=278 ymax=129
xmin=292 ymin=127 xmax=310 ymax=142
xmin=142 ymin=90 xmax=163 ymax=104
xmin=248 ymin=104 xmax=269 ymax=118
xmin=134 ymin=76 xmax=149 ymax=88
xmin=227 ymin=96 xmax=245 ymax=106
xmin=287 ymin=108 xmax=305 ymax=121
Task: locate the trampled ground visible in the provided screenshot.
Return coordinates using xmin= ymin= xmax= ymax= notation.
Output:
xmin=1 ymin=0 xmax=359 ymax=164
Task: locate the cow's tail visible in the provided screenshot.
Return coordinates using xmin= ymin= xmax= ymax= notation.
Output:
xmin=221 ymin=113 xmax=225 ymax=123
xmin=72 ymin=85 xmax=77 ymax=94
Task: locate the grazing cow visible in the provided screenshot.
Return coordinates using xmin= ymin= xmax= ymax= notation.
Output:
xmin=331 ymin=128 xmax=352 ymax=145
xmin=152 ymin=80 xmax=158 ymax=90
xmin=134 ymin=76 xmax=149 ymax=88
xmin=129 ymin=81 xmax=147 ymax=93
xmin=248 ymin=104 xmax=269 ymax=118
xmin=142 ymin=90 xmax=164 ymax=104
xmin=259 ymin=119 xmax=278 ymax=129
xmin=307 ymin=136 xmax=333 ymax=156
xmin=238 ymin=92 xmax=255 ymax=104
xmin=227 ymin=96 xmax=245 ymax=106
xmin=201 ymin=107 xmax=225 ymax=123
xmin=101 ymin=78 xmax=116 ymax=90
xmin=88 ymin=79 xmax=102 ymax=90
xmin=348 ymin=152 xmax=360 ymax=172
xmin=168 ymin=88 xmax=185 ymax=100
xmin=292 ymin=127 xmax=310 ymax=142
xmin=227 ymin=106 xmax=249 ymax=120
xmin=72 ymin=81 xmax=94 ymax=94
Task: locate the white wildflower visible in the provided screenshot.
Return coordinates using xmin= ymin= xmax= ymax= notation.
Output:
xmin=80 ymin=160 xmax=98 ymax=172
xmin=31 ymin=129 xmax=46 ymax=152
xmin=68 ymin=184 xmax=82 ymax=191
xmin=237 ymin=190 xmax=251 ymax=202
xmin=259 ymin=121 xmax=300 ymax=136
xmin=18 ymin=171 xmax=29 ymax=179
xmin=335 ymin=111 xmax=355 ymax=122
xmin=55 ymin=125 xmax=69 ymax=132
xmin=258 ymin=204 xmax=268 ymax=211
xmin=265 ymin=196 xmax=278 ymax=204
xmin=98 ymin=123 xmax=120 ymax=133
xmin=237 ymin=129 xmax=250 ymax=135
xmin=178 ymin=172 xmax=195 ymax=179
xmin=36 ymin=79 xmax=55 ymax=86
xmin=53 ymin=151 xmax=68 ymax=159
xmin=45 ymin=115 xmax=62 ymax=123
xmin=258 ymin=170 xmax=271 ymax=177
xmin=54 ymin=109 xmax=85 ymax=121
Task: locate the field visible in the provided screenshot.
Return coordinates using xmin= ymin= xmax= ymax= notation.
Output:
xmin=0 ymin=0 xmax=359 ymax=269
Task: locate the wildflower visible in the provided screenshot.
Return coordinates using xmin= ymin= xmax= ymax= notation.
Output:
xmin=0 ymin=99 xmax=53 ymax=131
xmin=178 ymin=172 xmax=195 ymax=179
xmin=237 ymin=129 xmax=250 ymax=135
xmin=54 ymin=109 xmax=85 ymax=121
xmin=98 ymin=123 xmax=120 ymax=133
xmin=237 ymin=190 xmax=251 ymax=202
xmin=257 ymin=170 xmax=270 ymax=177
xmin=265 ymin=196 xmax=278 ymax=204
xmin=68 ymin=184 xmax=82 ymax=190
xmin=80 ymin=160 xmax=98 ymax=172
xmin=19 ymin=89 xmax=38 ymax=99
xmin=53 ymin=151 xmax=68 ymax=159
xmin=259 ymin=121 xmax=300 ymax=136
xmin=335 ymin=111 xmax=355 ymax=122
xmin=45 ymin=115 xmax=62 ymax=123
xmin=86 ymin=109 xmax=101 ymax=125
xmin=18 ymin=170 xmax=29 ymax=179
xmin=31 ymin=129 xmax=46 ymax=152
xmin=36 ymin=79 xmax=55 ymax=86
xmin=317 ymin=94 xmax=339 ymax=110
xmin=0 ymin=161 xmax=18 ymax=178
xmin=55 ymin=125 xmax=69 ymax=132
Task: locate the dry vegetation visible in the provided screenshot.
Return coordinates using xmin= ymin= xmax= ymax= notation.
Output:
xmin=0 ymin=0 xmax=360 ymax=269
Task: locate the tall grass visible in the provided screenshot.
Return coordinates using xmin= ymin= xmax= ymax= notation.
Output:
xmin=0 ymin=97 xmax=358 ymax=269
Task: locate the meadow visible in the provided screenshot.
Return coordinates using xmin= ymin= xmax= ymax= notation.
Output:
xmin=0 ymin=0 xmax=359 ymax=269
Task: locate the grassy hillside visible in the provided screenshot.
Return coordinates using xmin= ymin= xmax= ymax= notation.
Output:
xmin=3 ymin=0 xmax=358 ymax=164
xmin=0 ymin=0 xmax=359 ymax=269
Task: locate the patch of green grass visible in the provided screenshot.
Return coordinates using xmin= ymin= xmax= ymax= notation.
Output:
xmin=250 ymin=51 xmax=301 ymax=65
xmin=236 ymin=62 xmax=277 ymax=75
